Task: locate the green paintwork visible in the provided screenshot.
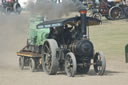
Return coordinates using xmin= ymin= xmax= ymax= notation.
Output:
xmin=28 ymin=15 xmax=50 ymax=46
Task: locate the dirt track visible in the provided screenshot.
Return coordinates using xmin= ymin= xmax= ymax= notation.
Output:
xmin=0 ymin=13 xmax=128 ymax=85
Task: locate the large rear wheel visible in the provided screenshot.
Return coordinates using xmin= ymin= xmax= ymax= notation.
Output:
xmin=109 ymin=6 xmax=122 ymax=20
xmin=42 ymin=39 xmax=59 ymax=75
xmin=13 ymin=3 xmax=21 ymax=14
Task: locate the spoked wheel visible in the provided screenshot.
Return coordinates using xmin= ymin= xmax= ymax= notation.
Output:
xmin=94 ymin=51 xmax=106 ymax=75
xmin=5 ymin=7 xmax=11 ymax=14
xmin=109 ymin=6 xmax=122 ymax=20
xmin=42 ymin=39 xmax=59 ymax=75
xmin=93 ymin=13 xmax=102 ymax=20
xmin=29 ymin=58 xmax=36 ymax=72
xmin=65 ymin=52 xmax=77 ymax=77
xmin=124 ymin=6 xmax=128 ymax=17
xmin=19 ymin=56 xmax=24 ymax=70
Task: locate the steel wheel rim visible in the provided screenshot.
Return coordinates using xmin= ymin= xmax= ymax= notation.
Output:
xmin=94 ymin=54 xmax=102 ymax=72
xmin=111 ymin=8 xmax=121 ymax=19
xmin=19 ymin=56 xmax=24 ymax=70
xmin=94 ymin=52 xmax=106 ymax=75
xmin=43 ymin=43 xmax=52 ymax=73
xmin=65 ymin=52 xmax=77 ymax=77
xmin=65 ymin=55 xmax=73 ymax=76
xmin=29 ymin=58 xmax=36 ymax=72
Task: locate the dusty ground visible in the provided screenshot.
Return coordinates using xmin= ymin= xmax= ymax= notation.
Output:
xmin=0 ymin=12 xmax=128 ymax=85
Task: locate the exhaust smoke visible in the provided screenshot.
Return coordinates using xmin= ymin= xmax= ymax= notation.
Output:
xmin=27 ymin=0 xmax=84 ymax=20
xmin=0 ymin=14 xmax=28 ymax=67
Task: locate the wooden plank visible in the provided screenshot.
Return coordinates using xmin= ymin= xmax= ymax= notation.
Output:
xmin=17 ymin=52 xmax=41 ymax=57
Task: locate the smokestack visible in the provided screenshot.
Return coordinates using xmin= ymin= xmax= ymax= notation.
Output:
xmin=79 ymin=7 xmax=87 ymax=38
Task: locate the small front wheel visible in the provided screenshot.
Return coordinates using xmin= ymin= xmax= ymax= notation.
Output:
xmin=29 ymin=58 xmax=36 ymax=72
xmin=19 ymin=56 xmax=24 ymax=70
xmin=94 ymin=51 xmax=106 ymax=75
xmin=65 ymin=52 xmax=77 ymax=77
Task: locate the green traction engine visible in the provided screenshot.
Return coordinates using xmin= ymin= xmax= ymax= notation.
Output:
xmin=17 ymin=15 xmax=49 ymax=72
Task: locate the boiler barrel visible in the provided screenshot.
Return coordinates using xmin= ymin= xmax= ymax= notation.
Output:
xmin=70 ymin=40 xmax=94 ymax=57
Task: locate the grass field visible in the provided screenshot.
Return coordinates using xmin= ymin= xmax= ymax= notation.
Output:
xmin=89 ymin=19 xmax=128 ymax=62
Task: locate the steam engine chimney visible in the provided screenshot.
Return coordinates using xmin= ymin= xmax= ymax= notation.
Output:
xmin=79 ymin=7 xmax=87 ymax=38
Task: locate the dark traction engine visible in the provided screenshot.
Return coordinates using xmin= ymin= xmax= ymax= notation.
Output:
xmin=2 ymin=0 xmax=21 ymax=14
xmin=37 ymin=8 xmax=106 ymax=77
